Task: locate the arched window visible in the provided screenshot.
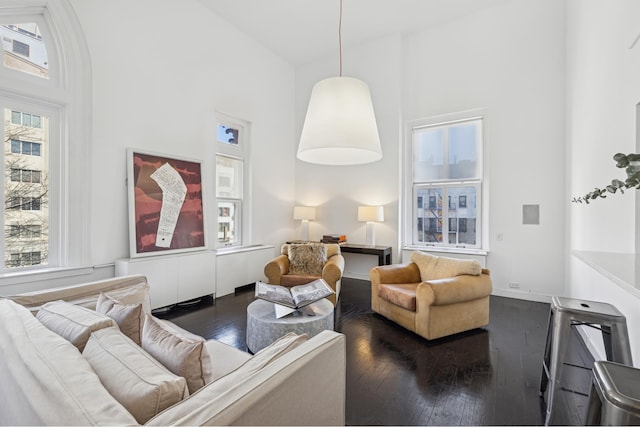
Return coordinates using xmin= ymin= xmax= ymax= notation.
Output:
xmin=0 ymin=0 xmax=91 ymax=273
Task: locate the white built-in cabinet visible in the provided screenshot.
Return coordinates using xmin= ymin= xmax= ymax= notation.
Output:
xmin=115 ymin=251 xmax=215 ymax=309
xmin=216 ymin=245 xmax=275 ymax=297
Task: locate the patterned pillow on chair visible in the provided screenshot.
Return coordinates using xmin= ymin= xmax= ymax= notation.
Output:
xmin=288 ymin=243 xmax=327 ymax=275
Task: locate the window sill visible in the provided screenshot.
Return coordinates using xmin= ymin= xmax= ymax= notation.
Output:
xmin=403 ymin=245 xmax=488 ymax=257
xmin=0 ymin=265 xmax=95 ymax=288
xmin=215 ymin=244 xmax=274 ymax=256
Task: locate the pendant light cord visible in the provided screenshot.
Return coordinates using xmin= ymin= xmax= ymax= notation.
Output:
xmin=338 ymin=0 xmax=343 ymax=76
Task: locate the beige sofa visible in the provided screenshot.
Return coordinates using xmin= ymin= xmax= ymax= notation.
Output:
xmin=0 ymin=275 xmax=346 ymax=426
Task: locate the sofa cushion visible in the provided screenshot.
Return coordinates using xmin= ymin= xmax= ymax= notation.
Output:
xmin=96 ymin=292 xmax=143 ymax=345
xmin=83 ymin=326 xmax=188 ymax=424
xmin=411 ymin=251 xmax=481 ymax=281
xmin=288 ymin=243 xmax=327 ymax=275
xmin=0 ymin=300 xmax=138 ymax=426
xmin=146 ymin=332 xmax=309 ymax=425
xmin=35 ymin=300 xmax=115 ymax=351
xmin=142 ymin=314 xmax=213 ymax=394
xmin=378 ymin=283 xmax=419 ymax=311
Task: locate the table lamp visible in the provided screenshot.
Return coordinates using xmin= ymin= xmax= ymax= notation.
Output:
xmin=358 ymin=206 xmax=384 ymax=246
xmin=293 ymin=206 xmax=316 ymax=241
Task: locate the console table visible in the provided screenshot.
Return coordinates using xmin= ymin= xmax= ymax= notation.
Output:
xmin=340 ymin=244 xmax=392 ymax=266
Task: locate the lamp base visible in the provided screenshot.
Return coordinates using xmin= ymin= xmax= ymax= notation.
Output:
xmin=301 ymin=220 xmax=310 ymax=241
xmin=365 ymin=222 xmax=376 ymax=247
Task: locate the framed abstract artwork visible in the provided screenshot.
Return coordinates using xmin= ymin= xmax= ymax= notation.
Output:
xmin=127 ymin=149 xmax=206 ymax=257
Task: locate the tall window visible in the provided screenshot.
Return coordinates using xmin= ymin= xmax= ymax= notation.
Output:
xmin=0 ymin=2 xmax=91 ymax=272
xmin=215 ymin=114 xmax=249 ymax=248
xmin=406 ymin=115 xmax=483 ymax=249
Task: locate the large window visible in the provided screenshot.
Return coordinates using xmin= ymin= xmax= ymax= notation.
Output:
xmin=215 ymin=114 xmax=250 ymax=249
xmin=0 ymin=2 xmax=91 ymax=272
xmin=406 ymin=115 xmax=483 ymax=249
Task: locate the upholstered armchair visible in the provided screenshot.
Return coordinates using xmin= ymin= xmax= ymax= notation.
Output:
xmin=370 ymin=251 xmax=492 ymax=340
xmin=264 ymin=243 xmax=345 ymax=305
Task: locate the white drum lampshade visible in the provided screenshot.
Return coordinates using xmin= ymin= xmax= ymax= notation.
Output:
xmin=297 ymin=76 xmax=382 ymax=166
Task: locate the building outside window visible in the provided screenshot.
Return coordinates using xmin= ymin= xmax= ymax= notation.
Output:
xmin=407 ymin=115 xmax=483 ymax=248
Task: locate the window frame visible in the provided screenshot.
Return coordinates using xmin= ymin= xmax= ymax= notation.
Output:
xmin=403 ymin=110 xmax=486 ymax=252
xmin=0 ymin=0 xmax=92 ymax=276
xmin=214 ymin=112 xmax=251 ymax=250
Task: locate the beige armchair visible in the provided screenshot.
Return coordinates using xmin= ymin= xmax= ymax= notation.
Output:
xmin=370 ymin=258 xmax=492 ymax=340
xmin=264 ymin=243 xmax=345 ymax=306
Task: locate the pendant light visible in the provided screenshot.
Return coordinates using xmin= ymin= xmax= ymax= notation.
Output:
xmin=297 ymin=0 xmax=382 ymax=165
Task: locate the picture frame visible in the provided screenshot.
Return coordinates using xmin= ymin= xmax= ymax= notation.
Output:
xmin=127 ymin=149 xmax=206 ymax=257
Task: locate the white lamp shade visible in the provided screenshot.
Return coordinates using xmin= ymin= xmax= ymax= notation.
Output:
xmin=297 ymin=76 xmax=382 ymax=165
xmin=358 ymin=206 xmax=384 ymax=222
xmin=293 ymin=206 xmax=316 ymax=221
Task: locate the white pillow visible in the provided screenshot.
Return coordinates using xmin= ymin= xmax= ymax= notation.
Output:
xmin=141 ymin=314 xmax=213 ymax=394
xmin=96 ymin=293 xmax=143 ymax=345
xmin=83 ymin=327 xmax=188 ymax=424
xmin=35 ymin=300 xmax=115 ymax=351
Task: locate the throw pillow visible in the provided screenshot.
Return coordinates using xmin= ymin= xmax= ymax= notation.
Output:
xmin=83 ymin=327 xmax=188 ymax=424
xmin=411 ymin=251 xmax=482 ymax=281
xmin=288 ymin=243 xmax=327 ymax=275
xmin=141 ymin=314 xmax=213 ymax=394
xmin=35 ymin=300 xmax=115 ymax=351
xmin=146 ymin=332 xmax=309 ymax=426
xmin=96 ymin=292 xmax=143 ymax=345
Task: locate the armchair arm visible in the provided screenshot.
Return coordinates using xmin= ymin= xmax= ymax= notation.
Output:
xmin=264 ymin=255 xmax=290 ymax=285
xmin=322 ymin=255 xmax=344 ymax=291
xmin=370 ymin=263 xmax=421 ymax=286
xmin=370 ymin=263 xmax=421 ymax=313
xmin=422 ymin=272 xmax=492 ymax=306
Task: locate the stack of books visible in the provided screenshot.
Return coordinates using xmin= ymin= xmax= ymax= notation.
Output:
xmin=321 ymin=234 xmax=347 ymax=244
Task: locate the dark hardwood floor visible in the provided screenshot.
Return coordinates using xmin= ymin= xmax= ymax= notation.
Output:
xmin=155 ymin=278 xmax=594 ymax=426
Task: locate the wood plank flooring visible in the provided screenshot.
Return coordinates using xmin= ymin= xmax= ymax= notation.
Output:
xmin=155 ymin=277 xmax=594 ymax=426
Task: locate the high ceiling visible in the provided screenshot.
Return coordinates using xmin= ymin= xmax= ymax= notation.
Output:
xmin=198 ymin=0 xmax=510 ymax=66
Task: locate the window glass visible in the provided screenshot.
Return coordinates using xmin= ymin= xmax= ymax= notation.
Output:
xmin=409 ymin=117 xmax=482 ymax=249
xmin=4 ymin=108 xmax=49 ymax=267
xmin=216 ymin=155 xmax=243 ymax=198
xmin=216 ymin=154 xmax=243 ymax=247
xmin=217 ymin=124 xmax=239 ymax=146
xmin=1 ymin=24 xmax=49 ymax=79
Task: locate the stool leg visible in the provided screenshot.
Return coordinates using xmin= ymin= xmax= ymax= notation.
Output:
xmin=610 ymin=322 xmax=633 ymax=365
xmin=545 ymin=311 xmax=571 ymax=426
xmin=601 ymin=324 xmax=614 ymax=361
xmin=584 ymin=379 xmax=601 ymax=425
xmin=540 ymin=308 xmax=554 ymax=396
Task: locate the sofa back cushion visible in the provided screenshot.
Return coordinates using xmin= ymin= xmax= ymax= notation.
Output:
xmin=411 ymin=251 xmax=481 ymax=281
xmin=0 ymin=299 xmax=138 ymax=426
xmin=35 ymin=300 xmax=115 ymax=351
xmin=141 ymin=314 xmax=213 ymax=394
xmin=83 ymin=326 xmax=188 ymax=424
xmin=6 ymin=274 xmax=151 ymax=314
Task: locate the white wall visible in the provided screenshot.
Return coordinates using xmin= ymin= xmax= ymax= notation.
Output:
xmin=68 ymin=0 xmax=296 ymax=267
xmin=566 ymin=0 xmax=640 ymax=365
xmin=294 ymin=0 xmax=567 ymax=299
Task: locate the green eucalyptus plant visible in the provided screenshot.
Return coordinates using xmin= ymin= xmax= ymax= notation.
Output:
xmin=572 ymin=153 xmax=640 ymax=203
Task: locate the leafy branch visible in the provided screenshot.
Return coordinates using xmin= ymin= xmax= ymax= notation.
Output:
xmin=572 ymin=153 xmax=640 ymax=203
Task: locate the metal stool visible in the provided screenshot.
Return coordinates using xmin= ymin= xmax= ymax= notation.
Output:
xmin=586 ymin=361 xmax=640 ymax=425
xmin=539 ymin=297 xmax=633 ymax=425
